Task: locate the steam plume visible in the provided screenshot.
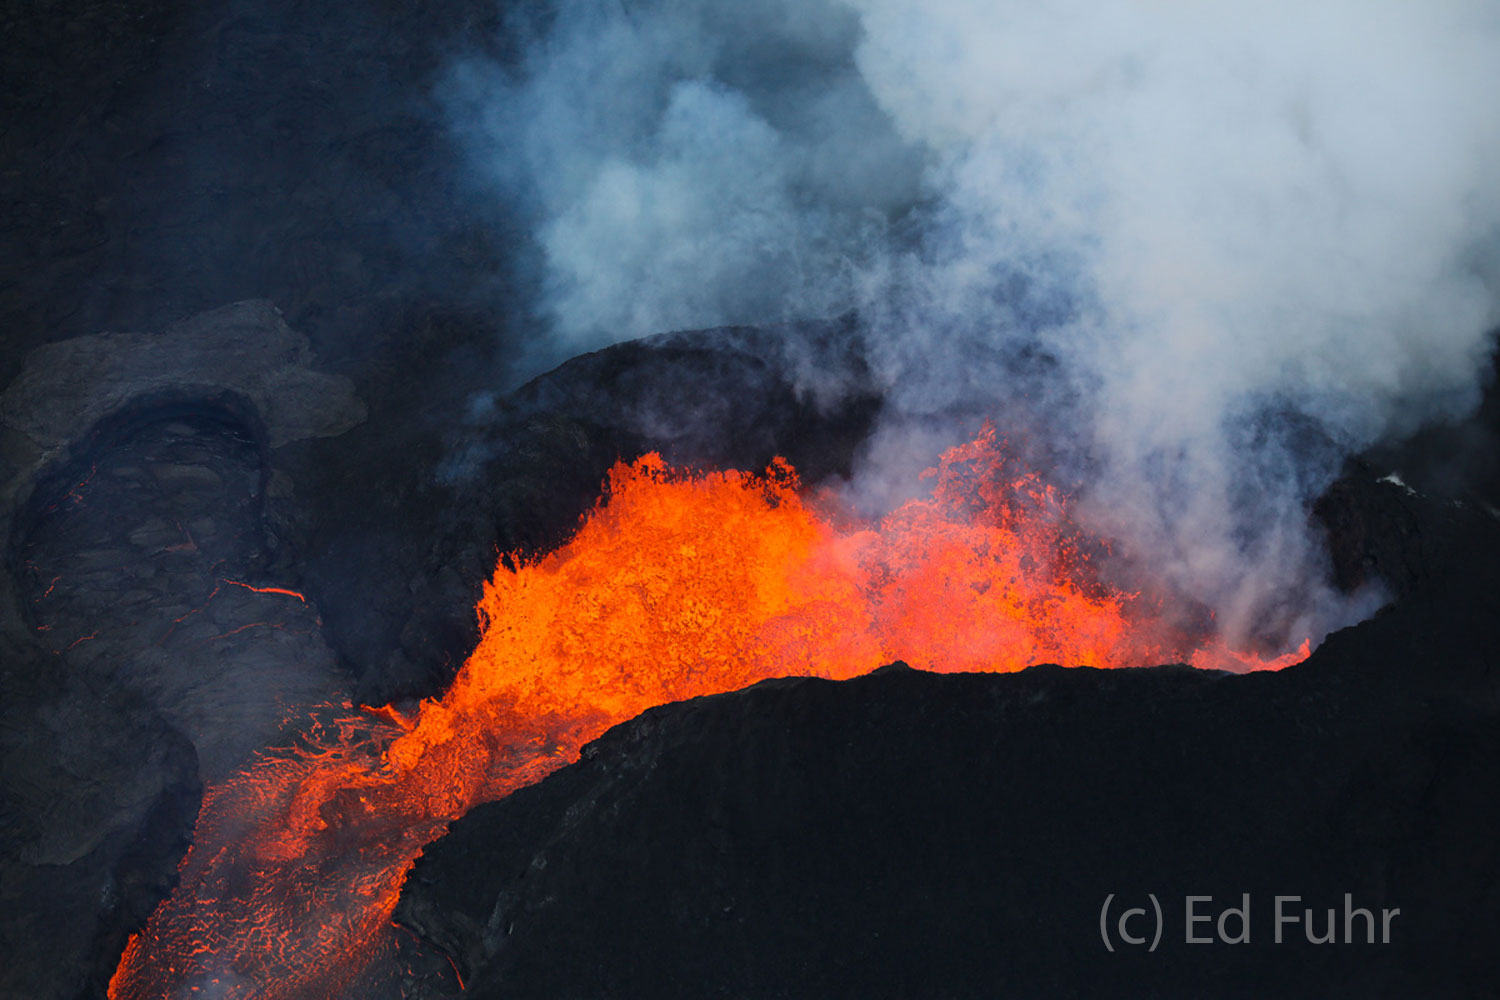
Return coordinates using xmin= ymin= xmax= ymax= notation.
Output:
xmin=446 ymin=0 xmax=1500 ymax=652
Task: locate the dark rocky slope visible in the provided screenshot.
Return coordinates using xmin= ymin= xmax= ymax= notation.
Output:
xmin=397 ymin=548 xmax=1500 ymax=1000
xmin=0 ymin=645 xmax=199 ymax=1000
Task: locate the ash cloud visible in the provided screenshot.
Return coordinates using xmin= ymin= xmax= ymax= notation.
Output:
xmin=448 ymin=0 xmax=1500 ymax=653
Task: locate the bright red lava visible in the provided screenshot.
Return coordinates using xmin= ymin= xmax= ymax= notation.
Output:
xmin=108 ymin=427 xmax=1308 ymax=998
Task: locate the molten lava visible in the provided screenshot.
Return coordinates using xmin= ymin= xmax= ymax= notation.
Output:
xmin=109 ymin=427 xmax=1307 ymax=998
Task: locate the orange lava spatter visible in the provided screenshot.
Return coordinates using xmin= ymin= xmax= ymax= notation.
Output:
xmin=108 ymin=427 xmax=1308 ymax=998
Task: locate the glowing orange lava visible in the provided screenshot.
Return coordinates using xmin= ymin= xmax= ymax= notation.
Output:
xmin=108 ymin=427 xmax=1307 ymax=998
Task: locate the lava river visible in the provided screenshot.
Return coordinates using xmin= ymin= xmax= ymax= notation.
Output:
xmin=108 ymin=426 xmax=1308 ymax=998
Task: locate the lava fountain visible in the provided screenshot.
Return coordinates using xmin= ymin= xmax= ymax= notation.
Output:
xmin=108 ymin=426 xmax=1307 ymax=997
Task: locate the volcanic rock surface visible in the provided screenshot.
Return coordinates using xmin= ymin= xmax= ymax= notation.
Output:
xmin=3 ymin=300 xmax=360 ymax=782
xmin=0 ymin=302 xmax=359 ymax=999
xmin=396 ymin=531 xmax=1500 ymax=1000
xmin=0 ymin=646 xmax=198 ymax=1000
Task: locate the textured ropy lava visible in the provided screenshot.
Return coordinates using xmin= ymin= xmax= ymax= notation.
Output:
xmin=108 ymin=427 xmax=1308 ymax=998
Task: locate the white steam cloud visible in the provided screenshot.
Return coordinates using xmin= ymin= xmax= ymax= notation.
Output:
xmin=447 ymin=0 xmax=1500 ymax=653
xmin=446 ymin=0 xmax=924 ymax=350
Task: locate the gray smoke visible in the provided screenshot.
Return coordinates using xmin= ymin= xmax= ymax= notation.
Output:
xmin=446 ymin=0 xmax=1500 ymax=653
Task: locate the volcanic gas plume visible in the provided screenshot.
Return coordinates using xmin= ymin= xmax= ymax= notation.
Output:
xmin=447 ymin=0 xmax=1500 ymax=656
xmin=108 ymin=428 xmax=1302 ymax=997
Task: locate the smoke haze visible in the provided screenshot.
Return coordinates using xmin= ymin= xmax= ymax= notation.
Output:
xmin=447 ymin=0 xmax=1500 ymax=652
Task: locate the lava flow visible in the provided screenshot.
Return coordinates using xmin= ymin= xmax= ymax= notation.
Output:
xmin=109 ymin=427 xmax=1307 ymax=998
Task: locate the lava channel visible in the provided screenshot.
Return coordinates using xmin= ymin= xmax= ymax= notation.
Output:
xmin=109 ymin=426 xmax=1307 ymax=998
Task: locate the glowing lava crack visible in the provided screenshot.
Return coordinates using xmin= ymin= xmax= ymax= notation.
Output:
xmin=108 ymin=428 xmax=1307 ymax=998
